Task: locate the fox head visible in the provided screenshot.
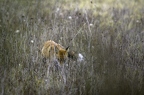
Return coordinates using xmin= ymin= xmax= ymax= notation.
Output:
xmin=56 ymin=46 xmax=69 ymax=64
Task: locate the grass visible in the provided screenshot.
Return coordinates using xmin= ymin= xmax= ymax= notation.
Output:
xmin=0 ymin=0 xmax=144 ymax=95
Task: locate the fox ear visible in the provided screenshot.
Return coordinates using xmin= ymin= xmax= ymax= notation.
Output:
xmin=66 ymin=46 xmax=69 ymax=51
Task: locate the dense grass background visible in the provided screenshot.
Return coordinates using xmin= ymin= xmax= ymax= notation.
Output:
xmin=0 ymin=0 xmax=144 ymax=95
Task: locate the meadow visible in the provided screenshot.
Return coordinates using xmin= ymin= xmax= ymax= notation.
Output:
xmin=0 ymin=0 xmax=144 ymax=95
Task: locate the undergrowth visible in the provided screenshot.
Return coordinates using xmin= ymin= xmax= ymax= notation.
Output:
xmin=0 ymin=0 xmax=144 ymax=95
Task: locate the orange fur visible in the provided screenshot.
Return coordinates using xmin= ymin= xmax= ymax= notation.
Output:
xmin=41 ymin=40 xmax=68 ymax=65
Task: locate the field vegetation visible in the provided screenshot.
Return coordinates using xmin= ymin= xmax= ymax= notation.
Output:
xmin=0 ymin=0 xmax=144 ymax=95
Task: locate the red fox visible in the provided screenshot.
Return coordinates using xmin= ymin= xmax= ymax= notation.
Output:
xmin=42 ymin=40 xmax=77 ymax=84
xmin=41 ymin=40 xmax=69 ymax=65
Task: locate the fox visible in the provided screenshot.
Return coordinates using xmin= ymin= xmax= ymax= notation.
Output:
xmin=42 ymin=40 xmax=76 ymax=83
xmin=41 ymin=40 xmax=70 ymax=65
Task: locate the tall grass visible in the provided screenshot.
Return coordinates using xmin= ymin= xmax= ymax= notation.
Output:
xmin=0 ymin=0 xmax=144 ymax=95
